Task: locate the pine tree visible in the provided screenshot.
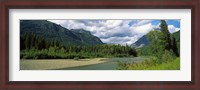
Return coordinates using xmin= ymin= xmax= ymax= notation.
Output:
xmin=160 ymin=20 xmax=171 ymax=50
xmin=25 ymin=33 xmax=31 ymax=49
xmin=35 ymin=36 xmax=39 ymax=49
xmin=171 ymin=37 xmax=179 ymax=56
xmin=30 ymin=33 xmax=35 ymax=49
xmin=20 ymin=36 xmax=25 ymax=50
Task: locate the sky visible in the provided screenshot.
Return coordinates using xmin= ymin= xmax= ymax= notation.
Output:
xmin=48 ymin=20 xmax=180 ymax=45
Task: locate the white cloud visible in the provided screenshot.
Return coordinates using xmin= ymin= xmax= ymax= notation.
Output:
xmin=133 ymin=20 xmax=153 ymax=26
xmin=104 ymin=20 xmax=123 ymax=29
xmin=48 ymin=20 xmax=179 ymax=45
xmin=130 ymin=23 xmax=154 ymax=35
xmin=48 ymin=20 xmax=154 ymax=45
xmin=101 ymin=36 xmax=138 ymax=46
xmin=168 ymin=25 xmax=180 ymax=33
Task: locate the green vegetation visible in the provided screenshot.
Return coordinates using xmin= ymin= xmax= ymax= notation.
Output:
xmin=117 ymin=57 xmax=180 ymax=70
xmin=171 ymin=30 xmax=180 ymax=54
xmin=117 ymin=20 xmax=180 ymax=70
xmin=20 ymin=34 xmax=137 ymax=59
xmin=20 ymin=45 xmax=137 ymax=59
xmin=143 ymin=58 xmax=180 ymax=70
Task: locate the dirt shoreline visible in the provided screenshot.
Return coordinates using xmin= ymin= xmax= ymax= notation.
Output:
xmin=20 ymin=58 xmax=108 ymax=70
xmin=20 ymin=57 xmax=145 ymax=70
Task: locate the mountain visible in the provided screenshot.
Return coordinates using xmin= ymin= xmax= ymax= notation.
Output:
xmin=71 ymin=29 xmax=103 ymax=45
xmin=20 ymin=20 xmax=103 ymax=46
xmin=131 ymin=30 xmax=180 ymax=48
xmin=130 ymin=35 xmax=149 ymax=47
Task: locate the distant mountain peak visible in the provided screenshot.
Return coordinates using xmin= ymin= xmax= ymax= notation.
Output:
xmin=130 ymin=35 xmax=149 ymax=48
xmin=71 ymin=29 xmax=92 ymax=35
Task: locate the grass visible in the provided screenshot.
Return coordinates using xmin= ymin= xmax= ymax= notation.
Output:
xmin=144 ymin=58 xmax=180 ymax=70
xmin=126 ymin=58 xmax=180 ymax=70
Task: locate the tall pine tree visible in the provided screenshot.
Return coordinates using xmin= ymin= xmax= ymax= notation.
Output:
xmin=171 ymin=37 xmax=179 ymax=56
xmin=160 ymin=20 xmax=171 ymax=50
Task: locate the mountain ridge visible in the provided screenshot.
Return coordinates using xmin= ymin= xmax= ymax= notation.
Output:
xmin=130 ymin=35 xmax=149 ymax=47
xmin=20 ymin=20 xmax=103 ymax=46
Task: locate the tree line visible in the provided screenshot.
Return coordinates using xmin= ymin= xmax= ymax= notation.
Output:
xmin=20 ymin=33 xmax=137 ymax=59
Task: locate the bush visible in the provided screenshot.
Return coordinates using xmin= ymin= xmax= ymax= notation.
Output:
xmin=161 ymin=50 xmax=176 ymax=63
xmin=116 ymin=61 xmax=132 ymax=70
xmin=116 ymin=57 xmax=179 ymax=70
xmin=143 ymin=57 xmax=157 ymax=66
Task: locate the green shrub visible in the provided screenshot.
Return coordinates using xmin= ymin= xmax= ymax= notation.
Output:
xmin=143 ymin=58 xmax=157 ymax=66
xmin=118 ymin=58 xmax=179 ymax=70
xmin=116 ymin=61 xmax=132 ymax=70
xmin=161 ymin=50 xmax=176 ymax=63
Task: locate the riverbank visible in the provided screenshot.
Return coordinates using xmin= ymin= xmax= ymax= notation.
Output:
xmin=20 ymin=57 xmax=145 ymax=70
